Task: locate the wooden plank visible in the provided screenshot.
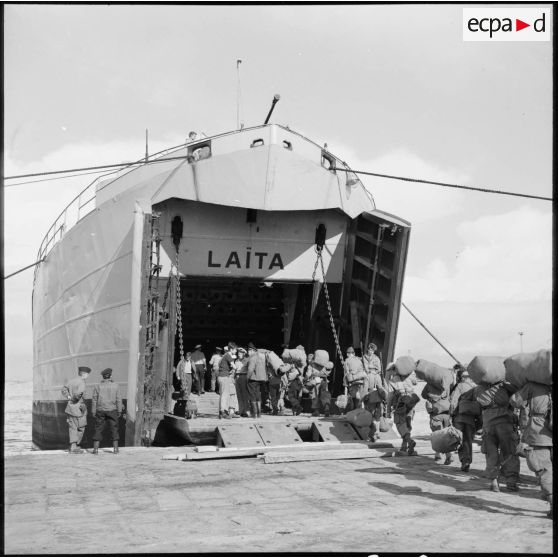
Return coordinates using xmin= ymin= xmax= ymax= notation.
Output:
xmin=181 ymin=441 xmax=370 ymax=461
xmin=263 ymin=448 xmax=395 ymax=464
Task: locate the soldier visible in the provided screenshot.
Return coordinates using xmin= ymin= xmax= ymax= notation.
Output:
xmin=92 ymin=368 xmax=124 ymax=454
xmin=343 ymin=347 xmax=367 ymax=412
xmin=361 ymin=372 xmax=387 ymax=442
xmin=305 ymin=349 xmax=333 ymax=417
xmin=510 ymin=382 xmax=552 ymax=518
xmin=61 ymin=365 xmax=91 ymax=454
xmin=388 ymin=365 xmax=419 ymax=455
xmin=268 ymin=359 xmax=284 ymax=416
xmin=217 ymin=343 xmax=238 ymax=419
xmin=476 ymin=381 xmax=520 ymax=492
xmin=363 ymin=342 xmax=382 ymax=380
xmin=450 ymin=366 xmax=480 ymax=472
xmin=247 ymin=344 xmax=267 ymax=418
xmin=422 ymin=381 xmax=453 ymax=464
xmin=191 ymin=344 xmax=207 ymax=394
xmin=234 ymin=347 xmax=250 ymax=417
xmin=208 ymin=347 xmax=223 ymax=392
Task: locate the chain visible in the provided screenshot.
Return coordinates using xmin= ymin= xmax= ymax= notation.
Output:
xmin=175 ymin=248 xmax=184 ymax=361
xmin=313 ymin=248 xmax=344 ymax=367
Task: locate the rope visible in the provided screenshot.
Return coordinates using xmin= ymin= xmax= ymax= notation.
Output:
xmin=335 ymin=168 xmax=552 ymax=202
xmin=4 ymin=259 xmax=44 ymax=279
xmin=402 ymin=302 xmax=460 ymax=364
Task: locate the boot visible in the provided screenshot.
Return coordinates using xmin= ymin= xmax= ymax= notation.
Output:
xmin=312 ymin=409 xmax=320 ymax=417
xmin=229 ymin=409 xmax=240 ymax=418
xmin=407 ymin=438 xmax=417 ymax=456
xmin=506 ymin=481 xmax=519 ymax=492
xmin=444 ymin=453 xmax=454 ymax=465
xmin=92 ymin=441 xmax=99 ymax=455
xmin=399 ymin=435 xmax=409 ymax=453
xmin=323 ymin=403 xmax=330 ymax=418
xmin=461 ymin=461 xmax=470 ymax=472
xmin=113 ymin=441 xmax=119 ymax=454
xmin=490 ymin=479 xmax=500 ymax=492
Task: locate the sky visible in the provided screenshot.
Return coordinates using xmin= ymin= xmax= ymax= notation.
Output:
xmin=3 ymin=4 xmax=553 ymax=381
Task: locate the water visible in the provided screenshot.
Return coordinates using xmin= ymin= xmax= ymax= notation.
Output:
xmin=4 ymin=380 xmax=34 ymax=455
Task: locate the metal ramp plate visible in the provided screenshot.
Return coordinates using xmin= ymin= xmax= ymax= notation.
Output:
xmin=311 ymin=420 xmax=361 ymax=443
xmin=216 ymin=424 xmax=265 ymax=448
xmin=255 ymin=423 xmax=303 ymax=446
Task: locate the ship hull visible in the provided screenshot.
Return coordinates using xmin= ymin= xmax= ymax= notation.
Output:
xmin=32 ymin=124 xmax=410 ymax=449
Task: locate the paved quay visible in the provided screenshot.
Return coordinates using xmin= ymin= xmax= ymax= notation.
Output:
xmin=4 ymin=434 xmax=553 ymax=555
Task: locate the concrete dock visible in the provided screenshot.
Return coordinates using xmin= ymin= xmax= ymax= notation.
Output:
xmin=4 ymin=435 xmax=553 ymax=555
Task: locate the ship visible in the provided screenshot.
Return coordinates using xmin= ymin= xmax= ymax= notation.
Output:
xmin=32 ymin=119 xmax=411 ymax=450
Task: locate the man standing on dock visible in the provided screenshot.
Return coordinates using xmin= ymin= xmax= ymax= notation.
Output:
xmin=62 ymin=365 xmax=91 ymax=454
xmin=191 ymin=344 xmax=207 ymax=395
xmin=92 ymin=368 xmax=123 ymax=454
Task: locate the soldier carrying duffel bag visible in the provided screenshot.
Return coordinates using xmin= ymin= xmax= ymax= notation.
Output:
xmin=422 ymin=381 xmax=453 ymax=465
xmin=449 ymin=366 xmax=482 ymax=472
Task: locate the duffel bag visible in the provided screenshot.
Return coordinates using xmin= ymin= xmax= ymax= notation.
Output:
xmin=415 ymin=359 xmax=454 ymax=391
xmin=394 ymin=355 xmax=415 ymax=377
xmin=336 ymin=394 xmax=349 ymax=412
xmin=313 ymin=349 xmax=332 ymax=368
xmin=266 ymin=351 xmax=284 ymax=372
xmin=504 ymin=349 xmax=552 ymax=389
xmin=431 ymin=397 xmax=451 ymax=415
xmin=458 ymin=399 xmax=482 ymax=417
xmin=282 ymin=348 xmax=307 ymax=367
xmin=467 ymin=356 xmax=506 ymax=385
xmin=379 ymin=415 xmax=392 ymax=432
xmin=345 ymin=408 xmax=373 ymax=427
xmin=431 ymin=426 xmax=463 ymax=453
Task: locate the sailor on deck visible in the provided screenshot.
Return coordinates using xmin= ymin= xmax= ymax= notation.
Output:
xmin=61 ymin=366 xmax=91 ymax=454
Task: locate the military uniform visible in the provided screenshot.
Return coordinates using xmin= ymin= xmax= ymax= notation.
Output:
xmin=191 ymin=346 xmax=207 ymax=394
xmin=476 ymin=382 xmax=520 ymax=491
xmin=92 ymin=368 xmax=123 ymax=453
xmin=422 ymin=382 xmax=453 ymax=464
xmin=389 ymin=371 xmax=418 ymax=454
xmin=450 ymin=375 xmax=480 ymax=471
xmin=511 ymin=382 xmax=552 ymax=514
xmin=61 ymin=366 xmax=90 ymax=452
xmin=362 ymin=373 xmax=387 ymax=441
xmin=305 ymin=350 xmax=333 ymax=417
xmin=343 ymin=351 xmax=367 ymax=412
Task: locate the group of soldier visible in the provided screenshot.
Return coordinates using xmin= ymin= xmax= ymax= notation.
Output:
xmin=62 ymin=366 xmax=124 ymax=455
xmin=173 ymin=341 xmax=552 ymax=519
xmin=62 ymin=339 xmax=552 ymax=519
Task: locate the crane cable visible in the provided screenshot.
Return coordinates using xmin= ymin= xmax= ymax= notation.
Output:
xmin=4 ymin=158 xmax=552 ymax=201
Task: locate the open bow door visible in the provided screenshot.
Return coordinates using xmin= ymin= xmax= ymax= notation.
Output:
xmin=341 ymin=209 xmax=411 ymax=371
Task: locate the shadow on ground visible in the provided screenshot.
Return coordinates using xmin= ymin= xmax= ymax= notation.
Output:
xmin=355 ymin=455 xmax=543 ymax=517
